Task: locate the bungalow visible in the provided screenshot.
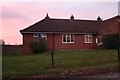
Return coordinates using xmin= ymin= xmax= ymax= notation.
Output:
xmin=20 ymin=14 xmax=120 ymax=54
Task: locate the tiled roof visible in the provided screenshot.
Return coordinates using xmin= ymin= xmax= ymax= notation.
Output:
xmin=20 ymin=17 xmax=101 ymax=34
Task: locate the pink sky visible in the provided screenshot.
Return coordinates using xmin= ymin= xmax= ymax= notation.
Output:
xmin=1 ymin=2 xmax=118 ymax=45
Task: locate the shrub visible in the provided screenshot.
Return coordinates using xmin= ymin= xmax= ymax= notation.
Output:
xmin=103 ymin=34 xmax=119 ymax=49
xmin=29 ymin=38 xmax=47 ymax=54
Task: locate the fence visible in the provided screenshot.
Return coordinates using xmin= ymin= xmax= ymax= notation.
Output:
xmin=2 ymin=45 xmax=22 ymax=55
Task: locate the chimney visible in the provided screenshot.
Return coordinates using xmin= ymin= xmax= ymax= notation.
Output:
xmin=70 ymin=15 xmax=74 ymax=20
xmin=97 ymin=16 xmax=102 ymax=21
xmin=45 ymin=13 xmax=50 ymax=19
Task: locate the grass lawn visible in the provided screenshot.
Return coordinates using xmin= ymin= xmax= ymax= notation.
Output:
xmin=2 ymin=50 xmax=118 ymax=78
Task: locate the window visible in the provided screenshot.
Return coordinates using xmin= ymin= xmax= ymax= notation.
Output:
xmin=62 ymin=34 xmax=74 ymax=43
xmin=33 ymin=33 xmax=39 ymax=41
xmin=41 ymin=34 xmax=47 ymax=40
xmin=85 ymin=35 xmax=92 ymax=43
xmin=33 ymin=33 xmax=47 ymax=41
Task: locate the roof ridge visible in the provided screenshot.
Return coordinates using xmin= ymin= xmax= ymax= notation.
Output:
xmin=49 ymin=18 xmax=98 ymax=22
xmin=104 ymin=15 xmax=119 ymax=21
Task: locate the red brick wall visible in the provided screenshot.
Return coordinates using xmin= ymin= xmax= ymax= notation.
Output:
xmin=46 ymin=34 xmax=53 ymax=50
xmin=98 ymin=17 xmax=118 ymax=35
xmin=22 ymin=33 xmax=97 ymax=53
xmin=22 ymin=33 xmax=33 ymax=54
xmin=97 ymin=16 xmax=119 ymax=43
xmin=46 ymin=34 xmax=97 ymax=50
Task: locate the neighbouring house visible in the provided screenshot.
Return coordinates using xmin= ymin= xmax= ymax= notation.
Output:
xmin=97 ymin=15 xmax=120 ymax=43
xmin=98 ymin=15 xmax=119 ymax=35
xmin=20 ymin=14 xmax=120 ymax=54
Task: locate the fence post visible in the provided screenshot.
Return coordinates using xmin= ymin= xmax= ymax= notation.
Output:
xmin=51 ymin=32 xmax=55 ymax=66
xmin=118 ymin=15 xmax=120 ymax=77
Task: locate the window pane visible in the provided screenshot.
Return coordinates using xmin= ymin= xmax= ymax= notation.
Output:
xmin=86 ymin=35 xmax=88 ymax=42
xmin=89 ymin=37 xmax=92 ymax=42
xmin=41 ymin=34 xmax=46 ymax=37
xmin=41 ymin=34 xmax=47 ymax=40
xmin=63 ymin=35 xmax=66 ymax=42
xmin=86 ymin=37 xmax=88 ymax=42
xmin=34 ymin=33 xmax=38 ymax=37
xmin=71 ymin=35 xmax=74 ymax=42
xmin=67 ymin=37 xmax=70 ymax=42
xmin=67 ymin=34 xmax=71 ymax=37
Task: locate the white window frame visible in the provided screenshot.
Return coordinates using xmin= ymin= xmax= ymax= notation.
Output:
xmin=41 ymin=33 xmax=47 ymax=40
xmin=34 ymin=33 xmax=38 ymax=37
xmin=62 ymin=34 xmax=74 ymax=43
xmin=84 ymin=35 xmax=92 ymax=43
xmin=33 ymin=33 xmax=39 ymax=41
xmin=33 ymin=33 xmax=47 ymax=41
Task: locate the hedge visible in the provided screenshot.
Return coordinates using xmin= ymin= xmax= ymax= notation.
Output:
xmin=103 ymin=34 xmax=119 ymax=49
xmin=29 ymin=38 xmax=47 ymax=54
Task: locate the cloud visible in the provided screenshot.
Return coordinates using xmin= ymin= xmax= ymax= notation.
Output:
xmin=1 ymin=6 xmax=27 ymax=20
xmin=0 ymin=0 xmax=120 ymax=2
xmin=118 ymin=1 xmax=120 ymax=15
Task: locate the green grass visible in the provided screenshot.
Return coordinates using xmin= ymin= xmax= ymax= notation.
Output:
xmin=2 ymin=50 xmax=118 ymax=77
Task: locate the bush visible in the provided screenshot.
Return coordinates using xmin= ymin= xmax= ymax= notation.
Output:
xmin=103 ymin=34 xmax=119 ymax=49
xmin=29 ymin=39 xmax=47 ymax=54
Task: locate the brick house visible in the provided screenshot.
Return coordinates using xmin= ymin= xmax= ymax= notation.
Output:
xmin=97 ymin=15 xmax=120 ymax=43
xmin=20 ymin=14 xmax=120 ymax=54
xmin=98 ymin=15 xmax=119 ymax=35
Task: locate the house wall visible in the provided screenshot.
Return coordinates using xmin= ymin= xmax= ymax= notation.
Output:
xmin=47 ymin=34 xmax=97 ymax=50
xmin=22 ymin=34 xmax=97 ymax=53
xmin=98 ymin=16 xmax=119 ymax=43
xmin=22 ymin=33 xmax=33 ymax=54
xmin=98 ymin=17 xmax=118 ymax=35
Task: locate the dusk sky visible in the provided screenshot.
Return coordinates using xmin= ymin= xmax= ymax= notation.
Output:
xmin=0 ymin=0 xmax=119 ymax=45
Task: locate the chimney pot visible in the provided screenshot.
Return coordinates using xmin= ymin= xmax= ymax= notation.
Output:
xmin=97 ymin=16 xmax=102 ymax=21
xmin=45 ymin=13 xmax=49 ymax=19
xmin=70 ymin=15 xmax=74 ymax=20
